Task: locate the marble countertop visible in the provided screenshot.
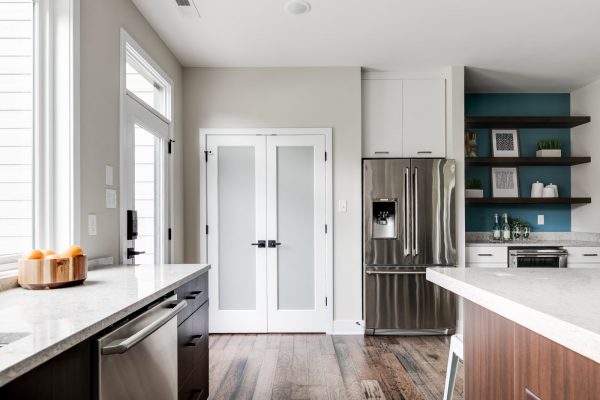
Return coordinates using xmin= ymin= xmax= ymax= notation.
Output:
xmin=427 ymin=267 xmax=600 ymax=363
xmin=466 ymin=240 xmax=600 ymax=247
xmin=0 ymin=263 xmax=210 ymax=387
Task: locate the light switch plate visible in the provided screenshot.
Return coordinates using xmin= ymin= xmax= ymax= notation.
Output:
xmin=105 ymin=165 xmax=113 ymax=186
xmin=338 ymin=200 xmax=347 ymax=213
xmin=537 ymin=215 xmax=545 ymax=225
xmin=88 ymin=213 xmax=97 ymax=236
xmin=106 ymin=189 xmax=117 ymax=209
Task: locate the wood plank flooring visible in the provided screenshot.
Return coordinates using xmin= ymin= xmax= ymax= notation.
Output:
xmin=208 ymin=334 xmax=464 ymax=400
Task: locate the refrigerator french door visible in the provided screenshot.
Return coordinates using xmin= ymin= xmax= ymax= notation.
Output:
xmin=363 ymin=158 xmax=457 ymax=335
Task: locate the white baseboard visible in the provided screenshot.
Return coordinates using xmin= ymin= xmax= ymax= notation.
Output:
xmin=332 ymin=319 xmax=365 ymax=335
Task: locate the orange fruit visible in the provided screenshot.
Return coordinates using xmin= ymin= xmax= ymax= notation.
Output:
xmin=62 ymin=245 xmax=84 ymax=258
xmin=42 ymin=249 xmax=56 ymax=256
xmin=23 ymin=249 xmax=44 ymax=260
xmin=45 ymin=254 xmax=60 ymax=259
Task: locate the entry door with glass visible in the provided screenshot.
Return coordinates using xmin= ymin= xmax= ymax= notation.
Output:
xmin=121 ymin=96 xmax=169 ymax=264
xmin=205 ymin=133 xmax=327 ymax=333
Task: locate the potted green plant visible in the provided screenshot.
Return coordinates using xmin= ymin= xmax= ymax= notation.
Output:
xmin=536 ymin=140 xmax=562 ymax=157
xmin=465 ymin=179 xmax=483 ymax=198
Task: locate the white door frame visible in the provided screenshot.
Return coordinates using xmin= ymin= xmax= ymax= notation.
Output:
xmin=119 ymin=29 xmax=175 ymax=264
xmin=199 ymin=128 xmax=334 ymax=334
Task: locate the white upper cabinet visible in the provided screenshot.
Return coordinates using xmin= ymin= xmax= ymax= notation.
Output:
xmin=402 ymin=79 xmax=446 ymax=158
xmin=362 ymin=79 xmax=404 ymax=157
xmin=362 ymin=77 xmax=446 ymax=158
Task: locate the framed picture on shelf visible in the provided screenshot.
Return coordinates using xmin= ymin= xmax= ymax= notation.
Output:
xmin=491 ymin=167 xmax=520 ymax=198
xmin=491 ymin=129 xmax=520 ymax=157
xmin=464 ymin=131 xmax=477 ymax=157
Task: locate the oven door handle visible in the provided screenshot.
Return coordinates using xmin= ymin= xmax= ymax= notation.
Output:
xmin=101 ymin=299 xmax=188 ymax=355
xmin=512 ymin=253 xmax=568 ymax=257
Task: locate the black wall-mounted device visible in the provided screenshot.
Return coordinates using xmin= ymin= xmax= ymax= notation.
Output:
xmin=127 ymin=210 xmax=138 ymax=240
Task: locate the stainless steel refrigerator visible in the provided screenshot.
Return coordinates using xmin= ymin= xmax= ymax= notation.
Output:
xmin=363 ymin=158 xmax=457 ymax=335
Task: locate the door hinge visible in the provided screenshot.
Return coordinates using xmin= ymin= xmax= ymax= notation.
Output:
xmin=204 ymin=150 xmax=212 ymax=162
xmin=325 ymin=151 xmax=327 ymax=161
xmin=205 ymin=225 xmax=209 ymax=234
xmin=168 ymin=139 xmax=175 ymax=154
xmin=168 ymin=228 xmax=172 ymax=240
xmin=325 ymin=224 xmax=328 ymax=234
xmin=325 ymin=297 xmax=328 ymax=306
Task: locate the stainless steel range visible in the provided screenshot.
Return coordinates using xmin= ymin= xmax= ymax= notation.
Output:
xmin=363 ymin=158 xmax=457 ymax=335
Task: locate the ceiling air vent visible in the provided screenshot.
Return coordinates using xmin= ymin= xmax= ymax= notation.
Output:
xmin=174 ymin=0 xmax=200 ymax=18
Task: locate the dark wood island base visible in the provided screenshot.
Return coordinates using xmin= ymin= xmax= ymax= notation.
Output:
xmin=464 ymin=300 xmax=600 ymax=400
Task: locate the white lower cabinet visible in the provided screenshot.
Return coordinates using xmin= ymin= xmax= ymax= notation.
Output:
xmin=466 ymin=246 xmax=508 ymax=266
xmin=565 ymin=247 xmax=600 ymax=265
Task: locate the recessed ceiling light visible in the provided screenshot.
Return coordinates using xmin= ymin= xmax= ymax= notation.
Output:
xmin=285 ymin=0 xmax=311 ymax=15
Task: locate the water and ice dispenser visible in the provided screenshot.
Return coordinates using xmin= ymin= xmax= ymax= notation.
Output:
xmin=371 ymin=199 xmax=397 ymax=239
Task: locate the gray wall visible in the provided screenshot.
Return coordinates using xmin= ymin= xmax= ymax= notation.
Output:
xmin=79 ymin=0 xmax=184 ymax=262
xmin=182 ymin=67 xmax=363 ymax=322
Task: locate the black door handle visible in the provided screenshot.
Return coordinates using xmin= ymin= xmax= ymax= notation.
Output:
xmin=251 ymin=240 xmax=266 ymax=248
xmin=268 ymin=240 xmax=282 ymax=248
xmin=126 ymin=248 xmax=145 ymax=259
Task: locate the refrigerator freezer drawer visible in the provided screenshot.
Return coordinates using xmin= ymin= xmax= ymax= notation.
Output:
xmin=364 ymin=267 xmax=457 ymax=334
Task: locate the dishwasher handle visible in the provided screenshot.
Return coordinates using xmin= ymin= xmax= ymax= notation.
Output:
xmin=101 ymin=299 xmax=188 ymax=355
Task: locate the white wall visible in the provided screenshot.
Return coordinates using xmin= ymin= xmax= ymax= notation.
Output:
xmin=79 ymin=0 xmax=184 ymax=261
xmin=182 ymin=67 xmax=363 ymax=324
xmin=571 ymin=79 xmax=600 ymax=232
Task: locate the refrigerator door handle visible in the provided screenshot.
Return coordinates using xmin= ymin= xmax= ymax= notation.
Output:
xmin=412 ymin=167 xmax=419 ymax=255
xmin=403 ymin=167 xmax=410 ymax=256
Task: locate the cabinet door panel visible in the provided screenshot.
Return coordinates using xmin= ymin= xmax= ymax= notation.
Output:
xmin=362 ymin=79 xmax=403 ymax=157
xmin=402 ymin=79 xmax=445 ymax=157
xmin=514 ymin=324 xmax=600 ymax=400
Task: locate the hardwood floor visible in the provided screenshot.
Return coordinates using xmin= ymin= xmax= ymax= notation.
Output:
xmin=208 ymin=334 xmax=464 ymax=400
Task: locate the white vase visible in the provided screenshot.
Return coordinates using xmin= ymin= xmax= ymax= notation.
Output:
xmin=466 ymin=189 xmax=483 ymax=198
xmin=536 ymin=149 xmax=561 ymax=157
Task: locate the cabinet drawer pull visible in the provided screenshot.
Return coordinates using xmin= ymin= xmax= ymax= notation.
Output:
xmin=186 ymin=291 xmax=203 ymax=300
xmin=417 ymin=151 xmax=432 ymax=154
xmin=525 ymin=388 xmax=542 ymax=400
xmin=477 ymin=253 xmax=493 ymax=256
xmin=185 ymin=335 xmax=203 ymax=347
xmin=374 ymin=151 xmax=390 ymax=155
xmin=583 ymin=253 xmax=598 ymax=257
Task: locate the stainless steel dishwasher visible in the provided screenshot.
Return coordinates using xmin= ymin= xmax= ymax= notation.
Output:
xmin=97 ymin=295 xmax=187 ymax=400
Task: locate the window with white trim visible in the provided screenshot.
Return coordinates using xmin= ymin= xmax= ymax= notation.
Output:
xmin=0 ymin=0 xmax=34 ymax=263
xmin=0 ymin=0 xmax=79 ymax=270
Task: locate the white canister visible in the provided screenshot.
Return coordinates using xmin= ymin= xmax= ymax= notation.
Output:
xmin=546 ymin=183 xmax=559 ymax=197
xmin=542 ymin=186 xmax=556 ymax=198
xmin=531 ymin=181 xmax=544 ymax=198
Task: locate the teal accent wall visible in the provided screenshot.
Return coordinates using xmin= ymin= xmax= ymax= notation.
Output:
xmin=465 ymin=93 xmax=571 ymax=232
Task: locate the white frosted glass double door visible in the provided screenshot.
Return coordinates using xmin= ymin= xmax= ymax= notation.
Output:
xmin=206 ymin=134 xmax=326 ymax=333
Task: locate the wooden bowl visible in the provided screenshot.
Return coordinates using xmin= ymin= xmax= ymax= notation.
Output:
xmin=18 ymin=255 xmax=87 ymax=290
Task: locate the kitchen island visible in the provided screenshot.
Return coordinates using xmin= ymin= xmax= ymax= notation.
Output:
xmin=427 ymin=267 xmax=600 ymax=399
xmin=0 ymin=263 xmax=210 ymax=399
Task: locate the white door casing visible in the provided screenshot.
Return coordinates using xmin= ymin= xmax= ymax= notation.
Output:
xmin=201 ymin=128 xmax=332 ymax=334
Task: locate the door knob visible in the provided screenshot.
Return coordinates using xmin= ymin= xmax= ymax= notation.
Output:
xmin=268 ymin=240 xmax=282 ymax=248
xmin=251 ymin=240 xmax=266 ymax=248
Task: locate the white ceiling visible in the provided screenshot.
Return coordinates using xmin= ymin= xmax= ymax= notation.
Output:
xmin=131 ymin=0 xmax=600 ymax=92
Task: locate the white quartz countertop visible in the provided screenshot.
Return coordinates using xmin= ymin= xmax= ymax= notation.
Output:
xmin=0 ymin=263 xmax=210 ymax=387
xmin=427 ymin=267 xmax=600 ymax=363
xmin=466 ymin=240 xmax=600 ymax=247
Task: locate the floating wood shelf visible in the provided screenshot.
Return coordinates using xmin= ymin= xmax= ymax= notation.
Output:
xmin=465 ymin=116 xmax=591 ymax=129
xmin=466 ymin=197 xmax=591 ymax=205
xmin=465 ymin=157 xmax=591 ymax=167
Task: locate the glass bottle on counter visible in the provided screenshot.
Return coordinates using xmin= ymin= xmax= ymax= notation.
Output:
xmin=502 ymin=213 xmax=511 ymax=241
xmin=492 ymin=213 xmax=501 ymax=241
